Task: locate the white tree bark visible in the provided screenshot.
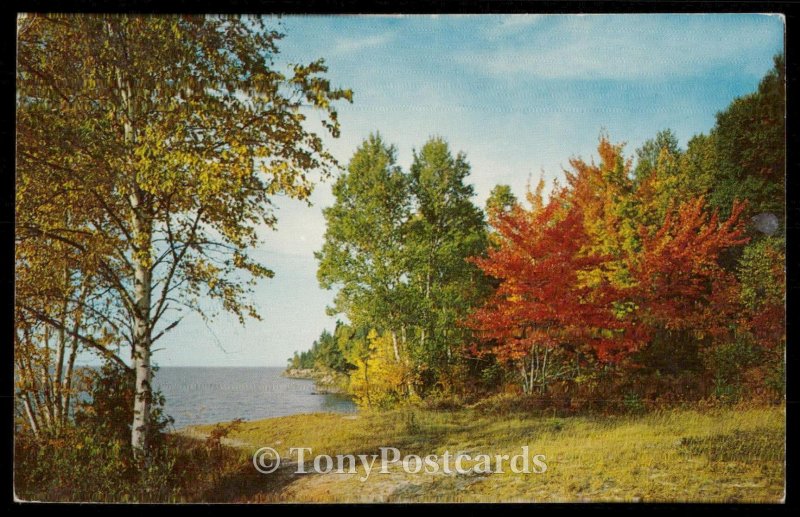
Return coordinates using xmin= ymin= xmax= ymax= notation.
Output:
xmin=391 ymin=331 xmax=400 ymax=362
xmin=129 ymin=187 xmax=152 ymax=458
xmin=115 ymin=49 xmax=152 ymax=457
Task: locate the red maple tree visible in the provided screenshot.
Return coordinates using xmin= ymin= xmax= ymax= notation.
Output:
xmin=468 ymin=184 xmax=632 ymax=388
xmin=630 ymin=197 xmax=749 ymax=338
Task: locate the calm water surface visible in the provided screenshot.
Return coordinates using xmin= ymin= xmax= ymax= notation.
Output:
xmin=153 ymin=366 xmax=356 ymax=429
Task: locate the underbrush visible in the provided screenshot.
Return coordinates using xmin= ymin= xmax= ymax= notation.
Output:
xmin=15 ymin=422 xmax=247 ymax=502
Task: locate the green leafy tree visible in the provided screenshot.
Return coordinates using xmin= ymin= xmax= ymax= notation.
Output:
xmin=710 ymin=54 xmax=785 ymax=219
xmin=633 ymin=128 xmax=681 ymax=185
xmin=316 ymin=134 xmax=412 ymax=361
xmin=635 ymin=131 xmax=714 ymax=227
xmin=315 ymin=325 xmax=355 ymax=373
xmin=406 ymin=138 xmax=489 ymax=390
xmin=678 ymin=133 xmax=716 ymax=198
xmin=485 ymin=184 xmax=518 ymax=217
xmin=290 ymin=326 xmax=354 ymax=373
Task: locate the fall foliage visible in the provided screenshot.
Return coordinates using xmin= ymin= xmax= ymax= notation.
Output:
xmin=15 ymin=14 xmax=785 ymax=496
xmin=16 ymin=13 xmax=351 ymax=455
xmin=457 ymin=78 xmax=785 ymax=399
xmin=305 ymin=52 xmax=785 ymax=405
xmin=468 ymin=139 xmax=756 ymax=396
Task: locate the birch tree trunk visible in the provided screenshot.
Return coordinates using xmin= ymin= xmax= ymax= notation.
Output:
xmin=114 ymin=43 xmax=152 ymax=457
xmin=130 ymin=191 xmax=152 ymax=458
xmin=391 ymin=330 xmax=400 ymax=362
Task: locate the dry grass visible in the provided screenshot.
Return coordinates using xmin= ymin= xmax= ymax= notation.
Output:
xmin=188 ymin=404 xmax=785 ymax=503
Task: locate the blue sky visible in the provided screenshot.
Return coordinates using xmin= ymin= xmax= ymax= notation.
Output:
xmin=148 ymin=14 xmax=783 ymax=367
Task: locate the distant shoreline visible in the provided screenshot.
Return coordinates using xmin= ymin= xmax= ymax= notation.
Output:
xmin=283 ymin=367 xmax=316 ymax=379
xmin=283 ymin=367 xmax=349 ymax=395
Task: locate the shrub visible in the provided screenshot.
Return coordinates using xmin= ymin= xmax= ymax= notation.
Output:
xmin=14 ymin=361 xmax=248 ymax=502
xmin=701 ymin=338 xmax=764 ymax=403
xmin=15 ymin=421 xmax=248 ymax=502
xmin=15 ymin=428 xmax=182 ymax=502
xmin=75 ymin=361 xmax=174 ymax=447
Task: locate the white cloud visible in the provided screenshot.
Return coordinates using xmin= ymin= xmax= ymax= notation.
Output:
xmin=462 ymin=14 xmax=783 ymax=80
xmin=330 ymin=33 xmax=394 ymax=55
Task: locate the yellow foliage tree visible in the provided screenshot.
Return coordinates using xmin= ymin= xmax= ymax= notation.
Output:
xmin=348 ymin=330 xmax=415 ymax=409
xmin=17 ymin=14 xmax=352 ymax=457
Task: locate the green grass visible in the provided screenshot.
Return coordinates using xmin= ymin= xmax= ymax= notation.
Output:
xmin=188 ymin=405 xmax=785 ymax=503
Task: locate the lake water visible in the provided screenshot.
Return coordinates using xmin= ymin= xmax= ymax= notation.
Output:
xmin=152 ymin=367 xmax=356 ymax=429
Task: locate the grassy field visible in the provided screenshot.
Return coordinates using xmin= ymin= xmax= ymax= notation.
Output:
xmin=187 ymin=404 xmax=785 ymax=503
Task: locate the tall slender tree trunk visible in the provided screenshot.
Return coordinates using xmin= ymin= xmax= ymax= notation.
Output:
xmin=17 ymin=327 xmax=44 ymax=435
xmin=529 ymin=345 xmax=536 ymax=394
xmin=420 ymin=267 xmax=431 ymax=352
xmin=61 ymin=280 xmax=87 ymax=427
xmin=391 ymin=331 xmax=400 ymax=362
xmin=130 ymin=194 xmax=152 ymax=458
xmin=115 ymin=46 xmax=152 ymax=457
xmin=52 ymin=261 xmax=71 ymax=433
xmin=520 ymin=363 xmax=530 ymax=394
xmin=363 ymin=359 xmax=372 ymax=408
xmin=540 ymin=347 xmax=549 ymax=394
xmin=40 ymin=326 xmax=54 ymax=429
xmin=61 ymin=332 xmax=80 ymax=427
xmin=110 ymin=29 xmax=153 ymax=458
xmin=53 ymin=296 xmax=67 ymax=429
xmin=22 ymin=395 xmax=40 ymax=438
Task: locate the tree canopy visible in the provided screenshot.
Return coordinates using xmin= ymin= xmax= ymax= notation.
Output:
xmin=17 ymin=13 xmax=352 ymax=454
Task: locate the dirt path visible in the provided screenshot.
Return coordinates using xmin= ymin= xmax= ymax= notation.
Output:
xmin=175 ymin=426 xmax=485 ymax=502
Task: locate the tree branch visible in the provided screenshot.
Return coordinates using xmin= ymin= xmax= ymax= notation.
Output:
xmin=19 ymin=304 xmax=131 ymax=372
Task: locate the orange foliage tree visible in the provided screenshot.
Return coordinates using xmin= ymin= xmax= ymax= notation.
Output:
xmin=630 ymin=197 xmax=749 ymax=338
xmin=468 ymin=137 xmax=752 ymax=395
xmin=468 ymin=182 xmax=632 ymax=394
